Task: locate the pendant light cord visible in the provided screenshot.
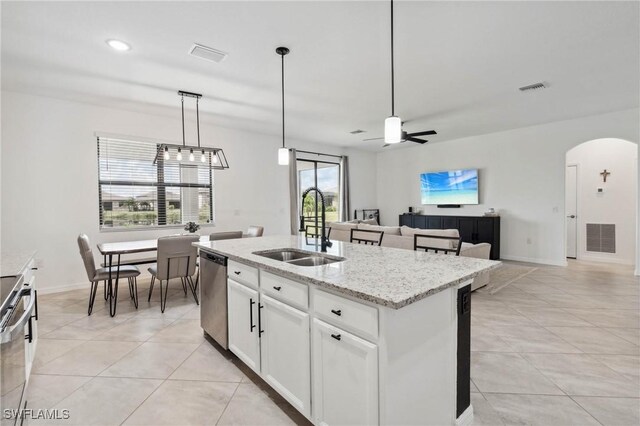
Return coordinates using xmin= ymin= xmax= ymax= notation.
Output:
xmin=196 ymin=97 xmax=201 ymax=148
xmin=390 ymin=0 xmax=395 ymax=117
xmin=181 ymin=95 xmax=186 ymax=147
xmin=281 ymin=52 xmax=286 ymax=149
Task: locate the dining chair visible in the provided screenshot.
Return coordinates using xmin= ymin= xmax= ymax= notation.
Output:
xmin=413 ymin=233 xmax=462 ymax=256
xmin=246 ymin=225 xmax=264 ymax=237
xmin=77 ymin=234 xmax=140 ymax=315
xmin=350 ymin=228 xmax=384 ymax=246
xmin=148 ymin=235 xmax=200 ymax=312
xmin=209 ymin=231 xmax=243 ymax=241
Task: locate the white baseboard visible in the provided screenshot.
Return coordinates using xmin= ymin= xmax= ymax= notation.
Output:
xmin=500 ymin=255 xmax=568 ymax=267
xmin=456 ymin=404 xmax=474 ymax=426
xmin=576 ymin=255 xmax=635 ymax=266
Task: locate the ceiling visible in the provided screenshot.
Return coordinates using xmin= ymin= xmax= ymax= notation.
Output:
xmin=2 ymin=1 xmax=638 ymax=151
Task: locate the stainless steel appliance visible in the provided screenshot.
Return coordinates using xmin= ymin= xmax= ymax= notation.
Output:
xmin=1 ymin=276 xmax=35 ymax=426
xmin=200 ymin=251 xmax=228 ymax=349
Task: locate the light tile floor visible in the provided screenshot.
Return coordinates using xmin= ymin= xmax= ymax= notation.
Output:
xmin=27 ymin=260 xmax=638 ymax=425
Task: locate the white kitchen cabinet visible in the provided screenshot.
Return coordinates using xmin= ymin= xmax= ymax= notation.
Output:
xmin=227 ymin=278 xmax=260 ymax=373
xmin=259 ymin=294 xmax=311 ymax=417
xmin=312 ymin=318 xmax=378 ymax=426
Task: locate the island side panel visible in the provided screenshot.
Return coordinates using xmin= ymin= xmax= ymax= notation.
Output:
xmin=378 ymin=286 xmax=457 ymax=425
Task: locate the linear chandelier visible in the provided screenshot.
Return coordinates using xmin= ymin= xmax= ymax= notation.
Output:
xmin=153 ymin=90 xmax=229 ymax=169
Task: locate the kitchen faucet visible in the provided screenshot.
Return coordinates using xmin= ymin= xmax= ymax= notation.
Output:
xmin=299 ymin=187 xmax=332 ymax=252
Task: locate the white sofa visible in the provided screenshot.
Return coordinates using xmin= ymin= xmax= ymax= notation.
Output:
xmin=327 ymin=221 xmax=491 ymax=291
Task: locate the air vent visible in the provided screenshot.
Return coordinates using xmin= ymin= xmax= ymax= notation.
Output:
xmin=519 ymin=82 xmax=546 ymax=92
xmin=586 ymin=223 xmax=616 ymax=253
xmin=350 ymin=129 xmax=366 ymax=134
xmin=189 ymin=43 xmax=228 ymax=63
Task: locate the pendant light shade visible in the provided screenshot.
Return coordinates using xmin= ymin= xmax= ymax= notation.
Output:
xmin=276 ymin=46 xmax=290 ymax=165
xmin=385 ymin=116 xmax=402 ymax=144
xmin=154 ymin=91 xmax=229 ymax=170
xmin=278 ymin=147 xmax=289 ymax=165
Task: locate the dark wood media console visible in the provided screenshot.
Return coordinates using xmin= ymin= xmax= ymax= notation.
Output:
xmin=399 ymin=214 xmax=501 ymax=260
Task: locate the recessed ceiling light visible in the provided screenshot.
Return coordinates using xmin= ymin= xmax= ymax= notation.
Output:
xmin=106 ymin=39 xmax=131 ymax=52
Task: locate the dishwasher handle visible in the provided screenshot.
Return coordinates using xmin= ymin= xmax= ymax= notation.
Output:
xmin=202 ymin=252 xmax=227 ymax=266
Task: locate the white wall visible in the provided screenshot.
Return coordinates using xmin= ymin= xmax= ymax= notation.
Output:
xmin=376 ymin=108 xmax=640 ymax=267
xmin=1 ymin=91 xmax=377 ymax=292
xmin=566 ymin=139 xmax=637 ymax=265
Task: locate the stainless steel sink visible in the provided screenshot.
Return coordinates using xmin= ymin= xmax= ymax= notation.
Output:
xmin=287 ymin=256 xmax=340 ymax=267
xmin=253 ymin=250 xmax=310 ymax=262
xmin=253 ymin=249 xmax=345 ymax=267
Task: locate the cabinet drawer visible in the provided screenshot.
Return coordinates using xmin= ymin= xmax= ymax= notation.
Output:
xmin=312 ymin=289 xmax=378 ymax=340
xmin=261 ymin=272 xmax=308 ymax=310
xmin=228 ymin=260 xmax=259 ymax=289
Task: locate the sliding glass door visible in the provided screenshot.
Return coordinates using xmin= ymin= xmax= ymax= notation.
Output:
xmin=297 ymin=159 xmax=340 ymax=237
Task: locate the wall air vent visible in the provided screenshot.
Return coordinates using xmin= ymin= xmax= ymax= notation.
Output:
xmin=586 ymin=223 xmax=616 ymax=253
xmin=350 ymin=129 xmax=366 ymax=134
xmin=519 ymin=82 xmax=547 ymax=92
xmin=189 ymin=43 xmax=228 ymax=63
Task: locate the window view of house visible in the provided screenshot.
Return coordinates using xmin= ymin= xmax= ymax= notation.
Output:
xmin=98 ymin=137 xmax=213 ymax=229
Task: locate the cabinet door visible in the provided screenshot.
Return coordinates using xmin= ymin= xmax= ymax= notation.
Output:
xmin=413 ymin=215 xmax=427 ymax=229
xmin=259 ymin=294 xmax=311 ymax=417
xmin=312 ymin=319 xmax=378 ymax=426
xmin=427 ymin=216 xmax=443 ymax=229
xmin=399 ymin=214 xmax=413 ymax=227
xmin=227 ymin=279 xmax=260 ymax=373
xmin=458 ymin=218 xmax=476 ymax=243
xmin=476 ymin=218 xmax=495 ymax=244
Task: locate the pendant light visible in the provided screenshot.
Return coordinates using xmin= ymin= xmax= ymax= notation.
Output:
xmin=276 ymin=46 xmax=290 ymax=165
xmin=385 ymin=0 xmax=402 ymax=144
xmin=154 ymin=91 xmax=229 ymax=170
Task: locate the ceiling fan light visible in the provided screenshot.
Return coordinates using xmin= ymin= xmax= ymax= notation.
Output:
xmin=384 ymin=116 xmax=402 ymax=144
xmin=278 ymin=147 xmax=289 ymax=165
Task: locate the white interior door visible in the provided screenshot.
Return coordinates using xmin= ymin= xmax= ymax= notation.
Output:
xmin=566 ymin=165 xmax=578 ymax=259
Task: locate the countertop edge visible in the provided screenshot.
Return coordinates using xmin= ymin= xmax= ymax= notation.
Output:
xmin=196 ymin=244 xmax=502 ymax=309
xmin=1 ymin=250 xmax=37 ymax=278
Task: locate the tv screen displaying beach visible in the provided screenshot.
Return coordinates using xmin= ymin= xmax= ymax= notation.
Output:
xmin=420 ymin=169 xmax=479 ymax=205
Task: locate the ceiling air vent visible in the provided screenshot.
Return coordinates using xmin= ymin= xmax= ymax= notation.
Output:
xmin=350 ymin=129 xmax=366 ymax=134
xmin=519 ymin=82 xmax=546 ymax=92
xmin=189 ymin=43 xmax=228 ymax=63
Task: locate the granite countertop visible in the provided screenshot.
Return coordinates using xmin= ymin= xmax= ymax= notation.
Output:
xmin=1 ymin=251 xmax=37 ymax=278
xmin=195 ymin=235 xmax=501 ymax=309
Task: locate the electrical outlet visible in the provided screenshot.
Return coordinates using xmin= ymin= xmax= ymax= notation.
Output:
xmin=552 ymin=206 xmax=559 ymax=213
xmin=526 ymin=238 xmax=532 ymax=245
xmin=233 ymin=209 xmax=240 ymax=216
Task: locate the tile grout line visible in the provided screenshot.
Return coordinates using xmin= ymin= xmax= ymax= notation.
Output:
xmin=215 ymin=382 xmax=242 ymax=426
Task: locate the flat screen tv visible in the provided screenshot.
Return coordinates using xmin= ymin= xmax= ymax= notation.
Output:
xmin=420 ymin=169 xmax=479 ymax=205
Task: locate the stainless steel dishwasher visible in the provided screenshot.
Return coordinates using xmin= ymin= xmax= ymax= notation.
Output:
xmin=199 ymin=251 xmax=228 ymax=349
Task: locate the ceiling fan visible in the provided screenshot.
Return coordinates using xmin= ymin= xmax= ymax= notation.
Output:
xmin=365 ymin=0 xmax=437 ymax=148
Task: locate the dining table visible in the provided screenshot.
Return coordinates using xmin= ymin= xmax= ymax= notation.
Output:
xmin=97 ymin=236 xmax=209 ymax=316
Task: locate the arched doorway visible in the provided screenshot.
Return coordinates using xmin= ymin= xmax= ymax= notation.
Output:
xmin=565 ymin=138 xmax=638 ymax=269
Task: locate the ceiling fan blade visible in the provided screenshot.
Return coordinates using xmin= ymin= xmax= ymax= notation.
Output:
xmin=363 ymin=136 xmax=384 ymax=141
xmin=406 ymin=137 xmax=428 ymax=144
xmin=408 ymin=130 xmax=437 ymax=137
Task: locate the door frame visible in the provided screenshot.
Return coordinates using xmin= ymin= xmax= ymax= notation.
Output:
xmin=565 ymin=163 xmax=579 ymax=259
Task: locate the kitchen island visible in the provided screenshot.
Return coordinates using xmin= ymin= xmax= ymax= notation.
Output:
xmin=195 ymin=235 xmax=500 ymax=426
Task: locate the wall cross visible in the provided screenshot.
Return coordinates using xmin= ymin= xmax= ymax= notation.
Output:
xmin=600 ymin=169 xmax=611 ymax=183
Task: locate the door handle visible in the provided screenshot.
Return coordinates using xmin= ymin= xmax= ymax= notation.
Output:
xmin=249 ymin=299 xmax=256 ymax=332
xmin=258 ymin=303 xmax=264 ymax=336
xmin=567 ymin=215 xmax=576 ymax=219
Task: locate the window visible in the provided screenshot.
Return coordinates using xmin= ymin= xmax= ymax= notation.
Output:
xmin=297 ymin=159 xmax=340 ymax=236
xmin=97 ymin=136 xmax=214 ymax=229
